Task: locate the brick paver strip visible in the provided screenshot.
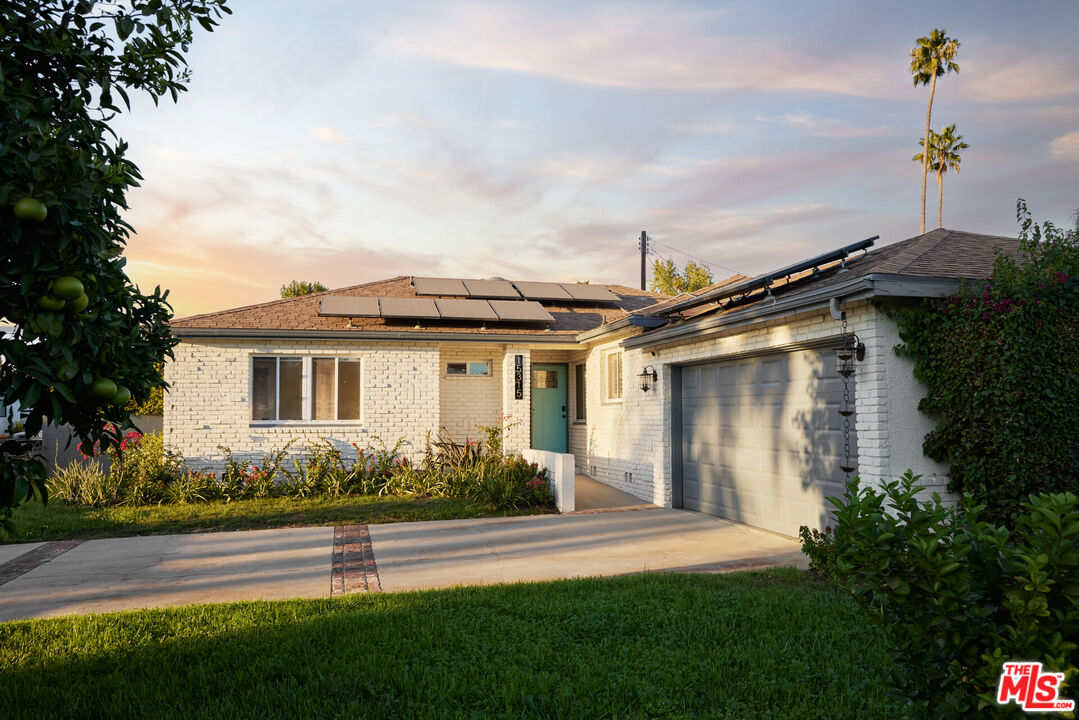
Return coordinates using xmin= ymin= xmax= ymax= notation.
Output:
xmin=0 ymin=540 xmax=83 ymax=588
xmin=330 ymin=524 xmax=381 ymax=596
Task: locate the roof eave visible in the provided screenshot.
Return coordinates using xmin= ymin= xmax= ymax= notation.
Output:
xmin=171 ymin=328 xmax=583 ymax=344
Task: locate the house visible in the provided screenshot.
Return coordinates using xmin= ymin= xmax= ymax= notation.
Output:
xmin=165 ymin=228 xmax=1020 ymax=537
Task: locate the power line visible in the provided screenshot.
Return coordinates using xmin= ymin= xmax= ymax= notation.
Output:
xmin=647 ymin=237 xmax=744 ymax=277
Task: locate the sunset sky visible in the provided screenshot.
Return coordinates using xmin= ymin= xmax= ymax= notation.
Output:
xmin=111 ymin=0 xmax=1079 ymax=318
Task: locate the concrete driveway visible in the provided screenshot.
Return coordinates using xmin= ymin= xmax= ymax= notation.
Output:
xmin=0 ymin=508 xmax=804 ymax=621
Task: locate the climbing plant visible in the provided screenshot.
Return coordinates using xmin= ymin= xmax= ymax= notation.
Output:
xmin=893 ymin=199 xmax=1079 ymax=524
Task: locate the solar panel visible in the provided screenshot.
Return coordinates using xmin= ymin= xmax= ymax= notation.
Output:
xmin=413 ymin=277 xmax=468 ymax=296
xmin=646 ymin=236 xmax=878 ymax=317
xmin=560 ymin=283 xmax=618 ymax=302
xmin=318 ymin=296 xmax=381 ymax=317
xmin=379 ymin=297 xmax=441 ymax=320
xmin=462 ymin=278 xmax=520 ymax=299
xmin=489 ymin=300 xmax=555 ymax=323
xmin=434 ymin=298 xmax=498 ymax=321
xmin=512 ymin=281 xmax=572 ymax=301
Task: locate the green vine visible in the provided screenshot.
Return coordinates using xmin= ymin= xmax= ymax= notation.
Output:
xmin=893 ymin=199 xmax=1079 ymax=524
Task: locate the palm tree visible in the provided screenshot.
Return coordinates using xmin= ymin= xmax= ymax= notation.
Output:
xmin=910 ymin=29 xmax=960 ymax=234
xmin=913 ymin=125 xmax=968 ymax=228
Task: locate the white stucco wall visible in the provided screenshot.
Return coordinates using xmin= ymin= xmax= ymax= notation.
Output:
xmin=164 ymin=338 xmax=440 ymax=472
xmin=872 ymin=302 xmax=952 ymax=495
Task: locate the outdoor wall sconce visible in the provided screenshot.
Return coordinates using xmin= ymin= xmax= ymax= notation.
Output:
xmin=835 ymin=335 xmax=866 ymax=378
xmin=639 ymin=365 xmax=658 ymax=392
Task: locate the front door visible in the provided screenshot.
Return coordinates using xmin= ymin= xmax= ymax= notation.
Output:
xmin=531 ymin=363 xmax=567 ymax=452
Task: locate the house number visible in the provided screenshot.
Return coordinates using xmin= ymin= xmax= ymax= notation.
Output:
xmin=514 ymin=355 xmax=523 ymax=399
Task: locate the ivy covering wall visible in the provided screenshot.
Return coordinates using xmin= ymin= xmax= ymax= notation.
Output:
xmin=894 ymin=201 xmax=1079 ymax=523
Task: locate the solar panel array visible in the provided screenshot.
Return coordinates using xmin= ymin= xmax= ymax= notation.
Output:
xmin=319 ymin=276 xmax=622 ymax=325
xmin=412 ymin=276 xmax=619 ymax=303
xmin=318 ymin=296 xmax=554 ymax=323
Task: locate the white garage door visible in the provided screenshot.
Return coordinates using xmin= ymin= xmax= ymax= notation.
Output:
xmin=678 ymin=347 xmax=855 ymax=536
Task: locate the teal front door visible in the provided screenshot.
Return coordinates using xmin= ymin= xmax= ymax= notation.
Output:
xmin=531 ymin=363 xmax=567 ymax=453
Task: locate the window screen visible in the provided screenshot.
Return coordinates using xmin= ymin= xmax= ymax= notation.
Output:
xmin=575 ymin=363 xmax=586 ymax=420
xmin=606 ymin=352 xmax=622 ymax=400
xmin=252 ymin=358 xmax=277 ymax=421
xmin=337 ymin=359 xmax=362 ymax=420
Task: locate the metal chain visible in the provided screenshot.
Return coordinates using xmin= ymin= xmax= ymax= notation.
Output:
xmin=840 ymin=314 xmax=853 ymax=477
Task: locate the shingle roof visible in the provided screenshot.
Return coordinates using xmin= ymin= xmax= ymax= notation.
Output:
xmin=647 ymin=228 xmax=1021 ymax=321
xmin=170 ymin=277 xmax=669 ymax=336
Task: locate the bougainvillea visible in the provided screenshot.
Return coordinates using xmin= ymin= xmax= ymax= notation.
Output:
xmin=893 ymin=200 xmax=1079 ymax=524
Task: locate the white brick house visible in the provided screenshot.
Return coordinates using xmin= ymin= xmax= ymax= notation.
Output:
xmin=166 ymin=229 xmax=1019 ymax=537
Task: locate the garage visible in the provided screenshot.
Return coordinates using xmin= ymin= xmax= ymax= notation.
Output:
xmin=674 ymin=344 xmax=855 ymax=536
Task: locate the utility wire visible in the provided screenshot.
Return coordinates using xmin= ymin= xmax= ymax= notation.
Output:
xmin=647 ymin=237 xmax=744 ymax=277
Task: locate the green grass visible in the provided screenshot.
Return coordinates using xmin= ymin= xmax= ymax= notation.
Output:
xmin=0 ymin=569 xmax=900 ymax=719
xmin=4 ymin=495 xmax=549 ymax=543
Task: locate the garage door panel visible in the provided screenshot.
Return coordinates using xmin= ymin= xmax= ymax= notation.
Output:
xmin=679 ymin=346 xmax=856 ymax=536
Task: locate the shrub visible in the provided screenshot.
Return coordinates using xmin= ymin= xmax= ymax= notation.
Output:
xmin=798 ymin=524 xmax=840 ymax=583
xmin=110 ymin=431 xmax=186 ymax=505
xmin=893 ymin=200 xmax=1079 ymax=524
xmin=47 ymin=460 xmax=115 ymax=507
xmin=470 ymin=456 xmax=553 ymax=510
xmin=830 ymin=470 xmax=1079 ymax=719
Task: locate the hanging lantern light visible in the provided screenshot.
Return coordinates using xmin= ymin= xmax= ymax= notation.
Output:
xmin=835 ymin=335 xmax=865 ymax=377
xmin=638 ymin=365 xmax=657 ymax=392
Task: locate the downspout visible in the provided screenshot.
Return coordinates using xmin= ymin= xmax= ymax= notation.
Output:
xmin=828 ymin=297 xmax=845 ymax=322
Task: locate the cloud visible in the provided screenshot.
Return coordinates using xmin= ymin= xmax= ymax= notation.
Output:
xmin=755 ymin=112 xmax=899 ymax=138
xmin=664 ymin=120 xmax=740 ymax=136
xmin=310 ymin=127 xmax=349 ymax=144
xmin=1050 ymin=131 xmax=1079 ymax=159
xmin=960 ymin=53 xmax=1079 ymax=103
xmin=383 ymin=2 xmax=895 ymax=97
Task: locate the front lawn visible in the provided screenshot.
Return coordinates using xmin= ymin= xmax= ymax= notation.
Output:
xmin=0 ymin=569 xmax=900 ymax=719
xmin=4 ymin=495 xmax=549 ymax=543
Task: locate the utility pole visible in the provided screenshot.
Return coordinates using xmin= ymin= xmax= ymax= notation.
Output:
xmin=639 ymin=230 xmax=648 ymax=290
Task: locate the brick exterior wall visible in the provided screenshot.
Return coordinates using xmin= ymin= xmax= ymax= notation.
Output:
xmin=570 ymin=300 xmax=953 ymax=508
xmin=166 ymin=300 xmax=950 ymax=511
xmin=164 ymin=338 xmax=440 ymax=472
xmin=438 ymin=344 xmax=504 ymax=443
xmin=500 ymin=347 xmax=530 ymax=453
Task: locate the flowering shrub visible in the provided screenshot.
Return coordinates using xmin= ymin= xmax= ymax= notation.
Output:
xmin=893 ymin=200 xmax=1079 ymax=523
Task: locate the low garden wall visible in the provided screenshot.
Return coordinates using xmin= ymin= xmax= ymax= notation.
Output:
xmin=520 ymin=448 xmax=574 ymax=513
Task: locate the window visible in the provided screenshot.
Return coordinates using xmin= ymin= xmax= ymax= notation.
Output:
xmin=252 ymin=356 xmax=362 ymax=422
xmin=252 ymin=357 xmax=302 ymax=421
xmin=574 ymin=363 xmax=587 ymax=420
xmin=605 ymin=351 xmax=623 ymax=401
xmin=312 ymin=358 xmax=362 ymax=420
xmin=446 ymin=360 xmax=491 ymax=376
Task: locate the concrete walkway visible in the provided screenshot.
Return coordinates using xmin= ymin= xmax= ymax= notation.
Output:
xmin=368 ymin=509 xmax=805 ymax=593
xmin=0 ymin=491 xmax=804 ymax=621
xmin=573 ymin=474 xmax=655 ymax=511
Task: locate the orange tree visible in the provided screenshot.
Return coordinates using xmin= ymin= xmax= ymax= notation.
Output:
xmin=0 ymin=0 xmax=229 ymax=537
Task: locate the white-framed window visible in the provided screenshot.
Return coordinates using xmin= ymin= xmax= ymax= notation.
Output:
xmin=251 ymin=356 xmax=362 ymax=423
xmin=446 ymin=360 xmax=492 ymax=377
xmin=604 ymin=350 xmax=623 ymax=402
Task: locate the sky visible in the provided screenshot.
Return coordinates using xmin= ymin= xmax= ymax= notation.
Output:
xmin=111 ymin=0 xmax=1079 ymax=317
